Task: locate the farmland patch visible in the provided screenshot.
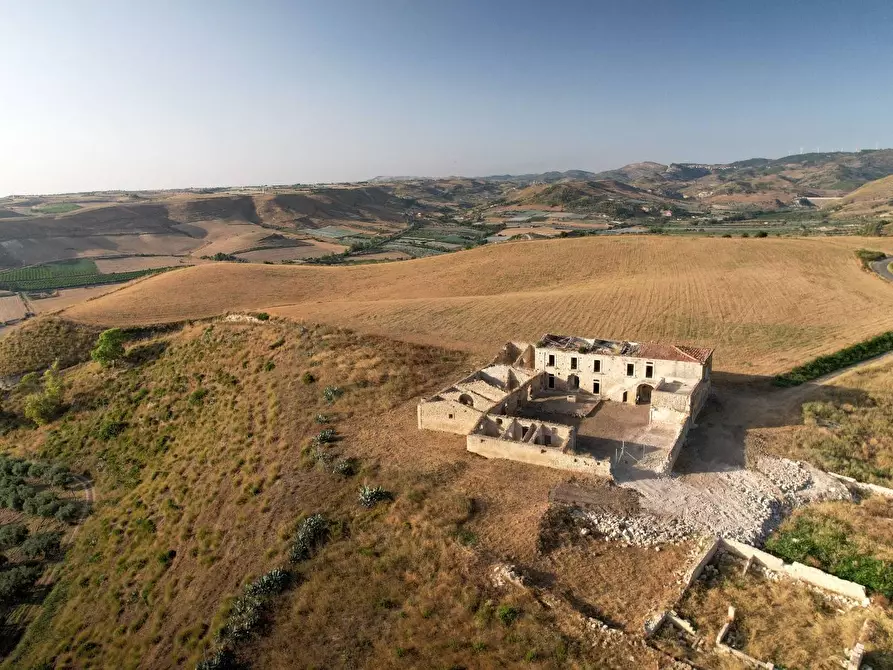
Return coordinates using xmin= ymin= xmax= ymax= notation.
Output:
xmin=0 ymin=259 xmax=168 ymax=292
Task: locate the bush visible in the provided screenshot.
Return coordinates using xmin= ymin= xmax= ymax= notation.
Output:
xmin=301 ymin=371 xmax=316 ymax=385
xmin=20 ymin=532 xmax=62 ymax=560
xmin=358 ymin=485 xmax=393 ymax=508
xmin=91 ymin=328 xmax=126 ymax=367
xmin=195 ymin=648 xmax=237 ymax=670
xmin=262 ymin=360 xmax=275 ymax=372
xmin=333 ymin=458 xmax=358 ymax=477
xmin=0 ymin=564 xmax=41 ymax=601
xmin=289 ymin=514 xmax=329 ymax=563
xmin=323 ymin=386 xmax=343 ymax=403
xmin=244 ymin=568 xmax=291 ymax=598
xmin=0 ymin=523 xmax=28 ymax=549
xmin=497 ymin=604 xmax=520 ymax=626
xmin=189 ymin=388 xmax=209 ymax=405
xmin=55 ymin=502 xmax=80 ymax=524
xmin=773 ymin=331 xmax=893 ymax=386
xmin=313 ymin=428 xmax=336 ymax=445
xmin=254 ymin=312 xmax=270 ymax=321
xmin=23 ymin=361 xmax=64 ymax=425
xmin=755 ymin=230 xmax=768 ymax=238
xmin=314 ymin=413 xmax=330 ymax=424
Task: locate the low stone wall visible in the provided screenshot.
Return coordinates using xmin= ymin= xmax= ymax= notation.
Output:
xmin=827 ymin=471 xmax=893 ymax=498
xmin=721 ymin=538 xmax=870 ymax=605
xmin=467 ymin=434 xmax=611 ymax=476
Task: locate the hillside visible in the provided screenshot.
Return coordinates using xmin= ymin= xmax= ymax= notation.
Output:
xmin=2 ymin=320 xmax=681 ymax=669
xmin=0 ymin=188 xmax=411 ymax=270
xmin=62 ymin=235 xmax=893 ymax=375
xmin=826 ymin=174 xmax=893 ymax=228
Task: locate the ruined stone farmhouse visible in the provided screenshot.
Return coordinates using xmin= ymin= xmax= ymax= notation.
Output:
xmin=418 ymin=334 xmax=713 ymax=477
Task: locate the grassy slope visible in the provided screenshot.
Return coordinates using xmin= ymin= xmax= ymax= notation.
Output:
xmin=63 ymin=236 xmax=893 ymax=375
xmin=3 ymin=320 xmax=681 ymax=669
xmin=751 ymin=356 xmax=893 ymax=485
xmin=0 ymin=317 xmax=103 ymax=377
xmin=831 ymin=174 xmax=893 ymax=219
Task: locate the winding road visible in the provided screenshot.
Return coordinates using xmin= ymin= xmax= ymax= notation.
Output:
xmin=870 ymin=256 xmax=893 ymax=282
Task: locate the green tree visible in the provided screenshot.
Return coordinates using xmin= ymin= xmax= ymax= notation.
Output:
xmin=91 ymin=328 xmax=126 ymax=367
xmin=23 ymin=361 xmax=64 ymax=426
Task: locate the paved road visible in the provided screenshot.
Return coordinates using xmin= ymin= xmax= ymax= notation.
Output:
xmin=870 ymin=256 xmax=893 ymax=282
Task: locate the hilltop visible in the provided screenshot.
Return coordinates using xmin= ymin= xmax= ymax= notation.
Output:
xmin=62 ymin=235 xmax=893 ymax=375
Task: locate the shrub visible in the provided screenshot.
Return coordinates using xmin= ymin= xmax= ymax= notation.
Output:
xmin=269 ymin=338 xmax=285 ymax=350
xmin=313 ymin=428 xmax=336 ymax=445
xmin=195 ymin=649 xmax=237 ymax=670
xmin=24 ymin=362 xmax=65 ymax=425
xmin=301 ymin=371 xmax=316 ymax=385
xmin=0 ymin=564 xmax=41 ymax=601
xmin=323 ymin=386 xmax=343 ymax=403
xmin=157 ymin=549 xmax=177 ymax=566
xmin=263 ymin=360 xmax=275 ymax=372
xmin=55 ymin=502 xmax=80 ymax=524
xmin=91 ymin=328 xmax=126 ymax=367
xmin=314 ymin=413 xmax=330 ymax=424
xmin=221 ymin=593 xmax=264 ymax=642
xmin=254 ymin=312 xmax=270 ymax=321
xmin=97 ymin=418 xmax=127 ymax=440
xmin=0 ymin=523 xmax=28 ymax=549
xmin=289 ymin=514 xmax=329 ymax=563
xmin=497 ymin=604 xmax=520 ymax=626
xmin=773 ymin=331 xmax=893 ymax=386
xmin=755 ymin=230 xmax=768 ymax=238
xmin=333 ymin=458 xmax=358 ymax=477
xmin=358 ymin=485 xmax=393 ymax=508
xmin=20 ymin=532 xmax=62 ymax=560
xmin=189 ymin=388 xmax=209 ymax=405
xmin=244 ymin=568 xmax=291 ymax=598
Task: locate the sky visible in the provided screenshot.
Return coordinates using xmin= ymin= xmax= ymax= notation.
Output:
xmin=1 ymin=0 xmax=892 ymax=195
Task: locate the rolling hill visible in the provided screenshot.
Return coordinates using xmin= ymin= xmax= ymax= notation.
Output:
xmin=63 ymin=235 xmax=893 ymax=376
xmin=826 ymin=174 xmax=893 ymax=229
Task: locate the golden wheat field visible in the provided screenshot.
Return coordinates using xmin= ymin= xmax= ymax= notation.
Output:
xmin=63 ymin=236 xmax=893 ymax=375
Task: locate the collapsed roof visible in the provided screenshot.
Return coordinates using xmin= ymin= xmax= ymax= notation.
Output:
xmin=537 ymin=333 xmax=713 ymax=365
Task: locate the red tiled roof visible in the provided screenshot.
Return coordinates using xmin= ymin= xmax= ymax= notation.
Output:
xmin=637 ymin=343 xmax=713 ymax=364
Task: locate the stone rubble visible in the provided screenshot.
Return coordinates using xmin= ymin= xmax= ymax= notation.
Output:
xmin=586 ymin=456 xmax=853 ymax=547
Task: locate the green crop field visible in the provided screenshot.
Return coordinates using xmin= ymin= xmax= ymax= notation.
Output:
xmin=31 ymin=203 xmax=82 ymax=214
xmin=0 ymin=259 xmax=167 ymax=292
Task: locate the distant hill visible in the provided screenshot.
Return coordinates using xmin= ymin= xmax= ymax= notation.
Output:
xmin=507 ymin=179 xmax=681 ymax=217
xmin=483 ymin=169 xmax=600 ymax=183
xmin=827 ymin=174 xmax=893 ymax=229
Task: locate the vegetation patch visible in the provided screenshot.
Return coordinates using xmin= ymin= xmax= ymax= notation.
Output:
xmin=766 ymin=509 xmax=893 ymax=598
xmin=0 ymin=317 xmax=102 ymax=377
xmin=855 ymin=248 xmax=887 ymax=270
xmin=31 ymin=203 xmax=82 ymax=215
xmin=0 ymin=259 xmax=168 ymax=292
xmin=773 ymin=330 xmax=893 ymax=386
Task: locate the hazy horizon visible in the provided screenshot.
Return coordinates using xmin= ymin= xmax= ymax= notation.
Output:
xmin=2 ymin=0 xmax=892 ymax=196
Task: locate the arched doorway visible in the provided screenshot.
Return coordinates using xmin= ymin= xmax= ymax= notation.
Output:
xmin=458 ymin=393 xmax=474 ymax=407
xmin=567 ymin=374 xmax=579 ymax=391
xmin=636 ymin=384 xmax=654 ymax=405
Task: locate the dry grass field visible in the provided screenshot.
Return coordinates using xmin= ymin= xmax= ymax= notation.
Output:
xmin=93 ymin=255 xmax=200 ymax=273
xmin=28 ymin=286 xmax=128 ymax=315
xmin=64 ymin=236 xmax=893 ymax=375
xmin=0 ymin=294 xmax=27 ymax=323
xmin=1 ymin=320 xmax=682 ymax=669
xmin=235 ymin=239 xmax=348 ymax=263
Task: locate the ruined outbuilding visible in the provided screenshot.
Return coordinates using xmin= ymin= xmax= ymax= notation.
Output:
xmin=418 ymin=334 xmax=713 ymax=476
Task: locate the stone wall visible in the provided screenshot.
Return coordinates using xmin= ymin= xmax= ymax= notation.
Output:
xmin=534 ymin=345 xmax=706 ymax=403
xmin=417 ymin=398 xmax=483 ymax=435
xmin=721 ymin=538 xmax=870 ymax=605
xmin=467 ymin=433 xmax=611 ymax=475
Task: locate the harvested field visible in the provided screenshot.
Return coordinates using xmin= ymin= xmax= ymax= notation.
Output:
xmin=343 ymin=251 xmax=412 ymax=262
xmin=63 ymin=236 xmax=893 ymax=375
xmin=93 ymin=255 xmax=198 ymax=273
xmin=0 ymin=233 xmax=200 ymax=267
xmin=28 ymin=285 xmax=128 ymax=314
xmin=235 ymin=240 xmax=347 ymax=262
xmin=0 ymin=294 xmax=27 ymax=323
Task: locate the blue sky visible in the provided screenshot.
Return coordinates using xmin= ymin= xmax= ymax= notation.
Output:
xmin=1 ymin=0 xmax=892 ymax=194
